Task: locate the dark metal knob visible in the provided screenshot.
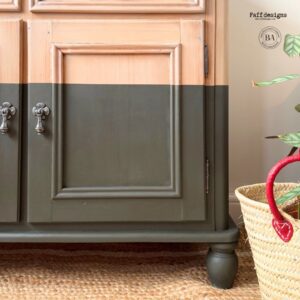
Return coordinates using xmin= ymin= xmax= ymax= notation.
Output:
xmin=32 ymin=103 xmax=50 ymax=135
xmin=0 ymin=102 xmax=16 ymax=134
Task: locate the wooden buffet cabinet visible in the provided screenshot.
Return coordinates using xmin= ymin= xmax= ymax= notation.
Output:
xmin=0 ymin=0 xmax=239 ymax=288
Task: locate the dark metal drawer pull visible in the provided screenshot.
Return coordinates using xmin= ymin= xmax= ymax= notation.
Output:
xmin=0 ymin=102 xmax=16 ymax=134
xmin=32 ymin=103 xmax=50 ymax=135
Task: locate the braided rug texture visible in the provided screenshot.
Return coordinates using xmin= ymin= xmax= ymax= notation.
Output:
xmin=0 ymin=237 xmax=259 ymax=300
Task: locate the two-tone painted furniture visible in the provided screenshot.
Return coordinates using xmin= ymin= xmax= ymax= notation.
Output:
xmin=0 ymin=0 xmax=239 ymax=288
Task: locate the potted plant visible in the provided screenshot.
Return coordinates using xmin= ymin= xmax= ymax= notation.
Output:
xmin=235 ymin=33 xmax=300 ymax=299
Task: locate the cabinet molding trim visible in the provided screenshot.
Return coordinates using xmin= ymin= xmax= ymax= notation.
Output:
xmin=30 ymin=0 xmax=205 ymax=13
xmin=51 ymin=44 xmax=181 ymax=199
xmin=0 ymin=218 xmax=239 ymax=243
xmin=0 ymin=0 xmax=19 ymax=11
xmin=51 ymin=43 xmax=181 ymax=85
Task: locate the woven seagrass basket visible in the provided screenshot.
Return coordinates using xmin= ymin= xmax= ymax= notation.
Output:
xmin=236 ymin=183 xmax=300 ymax=300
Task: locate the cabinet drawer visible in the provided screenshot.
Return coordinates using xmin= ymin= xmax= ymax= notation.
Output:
xmin=30 ymin=0 xmax=205 ymax=13
xmin=27 ymin=20 xmax=206 ymax=223
xmin=0 ymin=20 xmax=22 ymax=222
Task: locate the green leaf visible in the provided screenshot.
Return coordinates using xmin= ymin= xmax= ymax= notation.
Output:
xmin=295 ymin=104 xmax=300 ymax=112
xmin=278 ymin=132 xmax=300 ymax=147
xmin=253 ymin=74 xmax=300 ymax=87
xmin=276 ymin=186 xmax=300 ymax=205
xmin=284 ymin=34 xmax=300 ymax=57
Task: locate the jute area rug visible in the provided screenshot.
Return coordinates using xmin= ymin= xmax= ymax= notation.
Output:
xmin=0 ymin=234 xmax=260 ymax=300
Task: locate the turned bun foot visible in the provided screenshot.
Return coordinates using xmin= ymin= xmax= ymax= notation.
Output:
xmin=206 ymin=243 xmax=238 ymax=289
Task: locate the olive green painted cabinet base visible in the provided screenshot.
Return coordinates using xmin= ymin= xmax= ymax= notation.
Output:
xmin=0 ymin=84 xmax=239 ymax=289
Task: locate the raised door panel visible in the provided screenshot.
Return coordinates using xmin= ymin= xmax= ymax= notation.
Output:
xmin=0 ymin=20 xmax=22 ymax=222
xmin=30 ymin=0 xmax=205 ymax=13
xmin=27 ymin=20 xmax=205 ymax=223
xmin=0 ymin=0 xmax=19 ymax=11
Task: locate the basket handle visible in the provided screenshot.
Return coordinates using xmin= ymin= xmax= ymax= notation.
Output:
xmin=266 ymin=152 xmax=300 ymax=242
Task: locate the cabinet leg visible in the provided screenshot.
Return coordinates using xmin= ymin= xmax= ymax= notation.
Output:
xmin=206 ymin=243 xmax=238 ymax=289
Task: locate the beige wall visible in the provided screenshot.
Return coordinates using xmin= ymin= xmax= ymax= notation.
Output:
xmin=228 ymin=0 xmax=300 ymax=221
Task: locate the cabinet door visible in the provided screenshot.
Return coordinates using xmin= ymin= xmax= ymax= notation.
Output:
xmin=0 ymin=20 xmax=22 ymax=222
xmin=27 ymin=20 xmax=206 ymax=223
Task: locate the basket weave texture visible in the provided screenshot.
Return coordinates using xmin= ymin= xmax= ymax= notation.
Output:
xmin=235 ymin=183 xmax=300 ymax=300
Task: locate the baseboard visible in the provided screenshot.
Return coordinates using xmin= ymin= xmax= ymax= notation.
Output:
xmin=229 ymin=192 xmax=243 ymax=225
